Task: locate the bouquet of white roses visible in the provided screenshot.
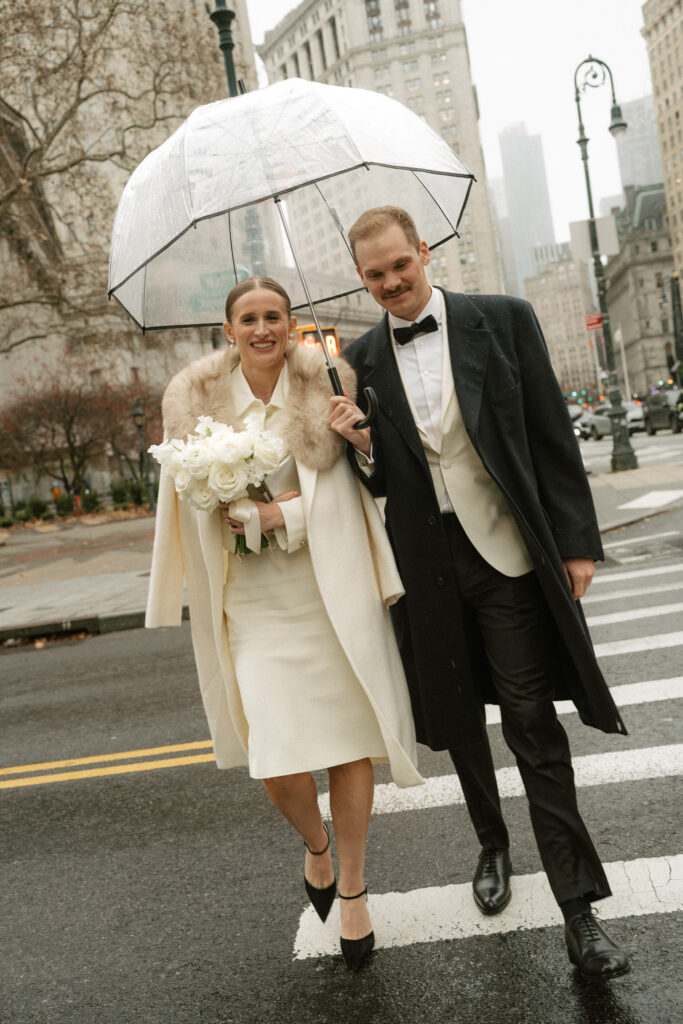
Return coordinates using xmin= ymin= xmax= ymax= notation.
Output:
xmin=148 ymin=415 xmax=285 ymax=554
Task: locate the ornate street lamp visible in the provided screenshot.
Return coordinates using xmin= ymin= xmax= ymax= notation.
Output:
xmin=208 ymin=0 xmax=238 ymax=97
xmin=574 ymin=55 xmax=638 ymax=470
xmin=132 ymin=404 xmax=156 ymax=511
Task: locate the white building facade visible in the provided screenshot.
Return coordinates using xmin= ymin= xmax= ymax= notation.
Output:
xmin=258 ymin=0 xmax=502 ymax=302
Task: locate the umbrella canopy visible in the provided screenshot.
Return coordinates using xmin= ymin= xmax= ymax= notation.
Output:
xmin=108 ymin=77 xmax=474 ymax=330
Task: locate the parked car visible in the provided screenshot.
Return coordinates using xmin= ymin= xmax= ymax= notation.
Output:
xmin=575 ymin=401 xmax=645 ymax=440
xmin=643 ymin=389 xmax=683 ymax=434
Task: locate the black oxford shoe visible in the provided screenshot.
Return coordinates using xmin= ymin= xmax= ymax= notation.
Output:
xmin=565 ymin=912 xmax=630 ymax=980
xmin=472 ymin=847 xmax=511 ymax=915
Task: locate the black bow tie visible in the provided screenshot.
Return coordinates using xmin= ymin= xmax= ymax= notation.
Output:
xmin=393 ymin=314 xmax=438 ymax=346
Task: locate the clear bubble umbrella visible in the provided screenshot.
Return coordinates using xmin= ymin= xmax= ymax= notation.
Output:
xmin=108 ymin=77 xmax=474 ymax=406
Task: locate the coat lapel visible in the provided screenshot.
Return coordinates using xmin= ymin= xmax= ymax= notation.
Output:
xmin=360 ymin=316 xmax=430 ymax=469
xmin=441 ymin=289 xmax=491 ymax=441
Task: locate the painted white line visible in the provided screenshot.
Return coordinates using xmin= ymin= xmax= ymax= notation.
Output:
xmin=319 ymin=744 xmax=683 ymax=819
xmin=592 ymin=562 xmax=683 ymax=584
xmin=603 ymin=530 xmax=680 ymax=549
xmin=583 ymin=581 xmax=683 ymax=604
xmin=618 ymin=490 xmax=683 ymax=510
xmin=293 ymin=855 xmax=683 ymax=959
xmin=595 ymin=631 xmax=683 ymax=657
xmin=484 ymin=676 xmax=683 ymax=725
xmin=586 ymin=601 xmax=683 ymax=627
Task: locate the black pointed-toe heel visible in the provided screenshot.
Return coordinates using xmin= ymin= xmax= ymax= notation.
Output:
xmin=304 ymin=822 xmax=336 ymax=923
xmin=339 ymin=886 xmax=375 ymax=972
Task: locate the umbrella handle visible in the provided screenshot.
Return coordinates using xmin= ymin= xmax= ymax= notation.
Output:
xmin=327 ymin=368 xmax=377 ymax=429
xmin=354 ymin=387 xmax=378 ymax=430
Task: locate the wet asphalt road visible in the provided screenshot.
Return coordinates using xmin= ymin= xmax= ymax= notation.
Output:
xmin=2 ymin=520 xmax=683 ymax=1024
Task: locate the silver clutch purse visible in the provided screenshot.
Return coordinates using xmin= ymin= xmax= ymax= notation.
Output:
xmin=261 ymin=455 xmax=299 ymax=501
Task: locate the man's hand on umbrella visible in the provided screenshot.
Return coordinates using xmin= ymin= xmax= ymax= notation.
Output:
xmin=328 ymin=394 xmax=371 ymax=456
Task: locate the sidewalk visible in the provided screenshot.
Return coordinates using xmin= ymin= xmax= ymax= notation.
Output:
xmin=2 ymin=463 xmax=683 ymax=643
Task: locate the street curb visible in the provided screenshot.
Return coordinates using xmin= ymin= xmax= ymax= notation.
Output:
xmin=0 ymin=606 xmax=189 ymax=644
xmin=2 ymin=502 xmax=681 ymax=644
xmin=599 ymin=498 xmax=683 ymax=535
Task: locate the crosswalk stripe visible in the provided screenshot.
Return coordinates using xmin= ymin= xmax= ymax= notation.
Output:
xmin=293 ymin=855 xmax=683 ymax=959
xmin=582 ymin=581 xmax=683 ymax=604
xmin=586 ymin=602 xmax=683 ymax=627
xmin=319 ymin=744 xmax=683 ymax=819
xmin=594 ymin=631 xmax=683 ymax=657
xmin=592 ymin=563 xmax=683 ymax=584
xmin=603 ymin=530 xmax=680 ymax=549
xmin=484 ymin=676 xmax=683 ymax=724
xmin=618 ymin=490 xmax=683 ymax=510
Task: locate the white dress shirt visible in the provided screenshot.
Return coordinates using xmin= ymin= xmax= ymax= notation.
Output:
xmin=389 ymin=288 xmax=455 ymax=512
xmin=389 ymin=288 xmax=445 ymax=452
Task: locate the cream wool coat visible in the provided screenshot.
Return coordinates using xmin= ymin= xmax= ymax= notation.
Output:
xmin=145 ymin=343 xmax=423 ymax=788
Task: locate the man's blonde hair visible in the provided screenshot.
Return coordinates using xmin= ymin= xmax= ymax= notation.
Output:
xmin=348 ymin=206 xmax=421 ymax=264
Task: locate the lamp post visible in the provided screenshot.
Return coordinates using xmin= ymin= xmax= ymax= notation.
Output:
xmin=208 ymin=0 xmax=238 ymax=97
xmin=132 ymin=404 xmax=156 ymax=511
xmin=574 ymin=55 xmax=638 ymax=470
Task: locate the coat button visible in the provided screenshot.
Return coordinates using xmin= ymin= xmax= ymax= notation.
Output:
xmin=427 ymin=515 xmax=438 ymax=525
xmin=435 ymin=576 xmax=447 ymax=586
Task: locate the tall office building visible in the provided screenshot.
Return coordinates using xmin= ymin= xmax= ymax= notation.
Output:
xmin=523 ymin=245 xmax=597 ymax=395
xmin=643 ymin=0 xmax=683 ymax=272
xmin=258 ymin=0 xmax=502 ymax=302
xmin=615 ymin=95 xmax=663 ymax=189
xmin=499 ymin=123 xmax=556 ymax=296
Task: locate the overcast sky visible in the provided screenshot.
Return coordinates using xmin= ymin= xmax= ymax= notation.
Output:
xmin=244 ymin=0 xmax=654 ymax=242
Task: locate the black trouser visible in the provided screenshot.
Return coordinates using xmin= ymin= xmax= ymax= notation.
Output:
xmin=442 ymin=514 xmax=610 ymax=905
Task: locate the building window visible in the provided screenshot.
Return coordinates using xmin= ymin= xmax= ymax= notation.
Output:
xmin=316 ymin=28 xmax=327 ymax=70
xmin=424 ymin=1 xmax=442 ymax=30
xmin=406 ymin=77 xmax=421 ymax=92
xmin=394 ymin=0 xmax=412 ymax=34
xmin=329 ymin=17 xmax=341 ymax=61
xmin=399 ymin=41 xmax=416 ymax=55
xmin=293 ymin=51 xmax=301 ymax=77
xmin=365 ymin=0 xmax=383 ymax=40
xmin=280 ymin=63 xmax=288 ymax=80
xmin=303 ymin=40 xmax=314 ymax=78
xmin=663 ymin=317 xmax=670 ymax=332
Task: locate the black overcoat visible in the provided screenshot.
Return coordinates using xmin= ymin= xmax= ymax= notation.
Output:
xmin=342 ymin=289 xmax=627 ymax=750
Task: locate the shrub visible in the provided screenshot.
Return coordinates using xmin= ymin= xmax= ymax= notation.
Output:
xmin=13 ymin=499 xmax=27 ymax=512
xmin=110 ymin=479 xmax=129 ymax=504
xmin=0 ymin=516 xmax=14 ymax=528
xmin=13 ymin=508 xmax=32 ymax=523
xmin=129 ymin=479 xmax=145 ymax=505
xmin=41 ymin=511 xmax=56 ymax=521
xmin=55 ymin=493 xmax=74 ymax=517
xmin=82 ymin=489 xmax=101 ymax=513
xmin=113 ymin=502 xmax=130 ymax=511
xmin=28 ymin=494 xmax=49 ymax=518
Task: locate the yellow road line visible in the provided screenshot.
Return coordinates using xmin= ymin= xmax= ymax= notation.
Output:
xmin=0 ymin=753 xmax=216 ymax=790
xmin=0 ymin=740 xmax=213 ymax=776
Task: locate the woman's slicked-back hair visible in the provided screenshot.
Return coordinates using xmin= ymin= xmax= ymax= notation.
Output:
xmin=224 ymin=276 xmax=292 ymax=322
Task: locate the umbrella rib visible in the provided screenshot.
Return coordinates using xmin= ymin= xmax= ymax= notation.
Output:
xmin=411 ymin=169 xmax=459 ymax=235
xmin=313 ymin=181 xmax=355 ymax=264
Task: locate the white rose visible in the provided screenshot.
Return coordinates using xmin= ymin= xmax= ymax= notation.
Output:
xmin=173 ymin=468 xmax=193 ymax=494
xmin=208 ymin=432 xmax=243 ymax=465
xmin=208 ymin=461 xmax=250 ymax=502
xmin=252 ymin=432 xmax=285 ymax=473
xmin=187 ymin=481 xmax=219 ymax=512
xmin=181 ymin=443 xmax=212 ymax=479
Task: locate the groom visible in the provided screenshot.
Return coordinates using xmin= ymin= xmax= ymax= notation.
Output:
xmin=329 ymin=205 xmax=630 ymax=980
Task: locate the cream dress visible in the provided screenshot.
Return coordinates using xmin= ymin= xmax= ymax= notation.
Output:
xmin=223 ymin=364 xmax=387 ymax=779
